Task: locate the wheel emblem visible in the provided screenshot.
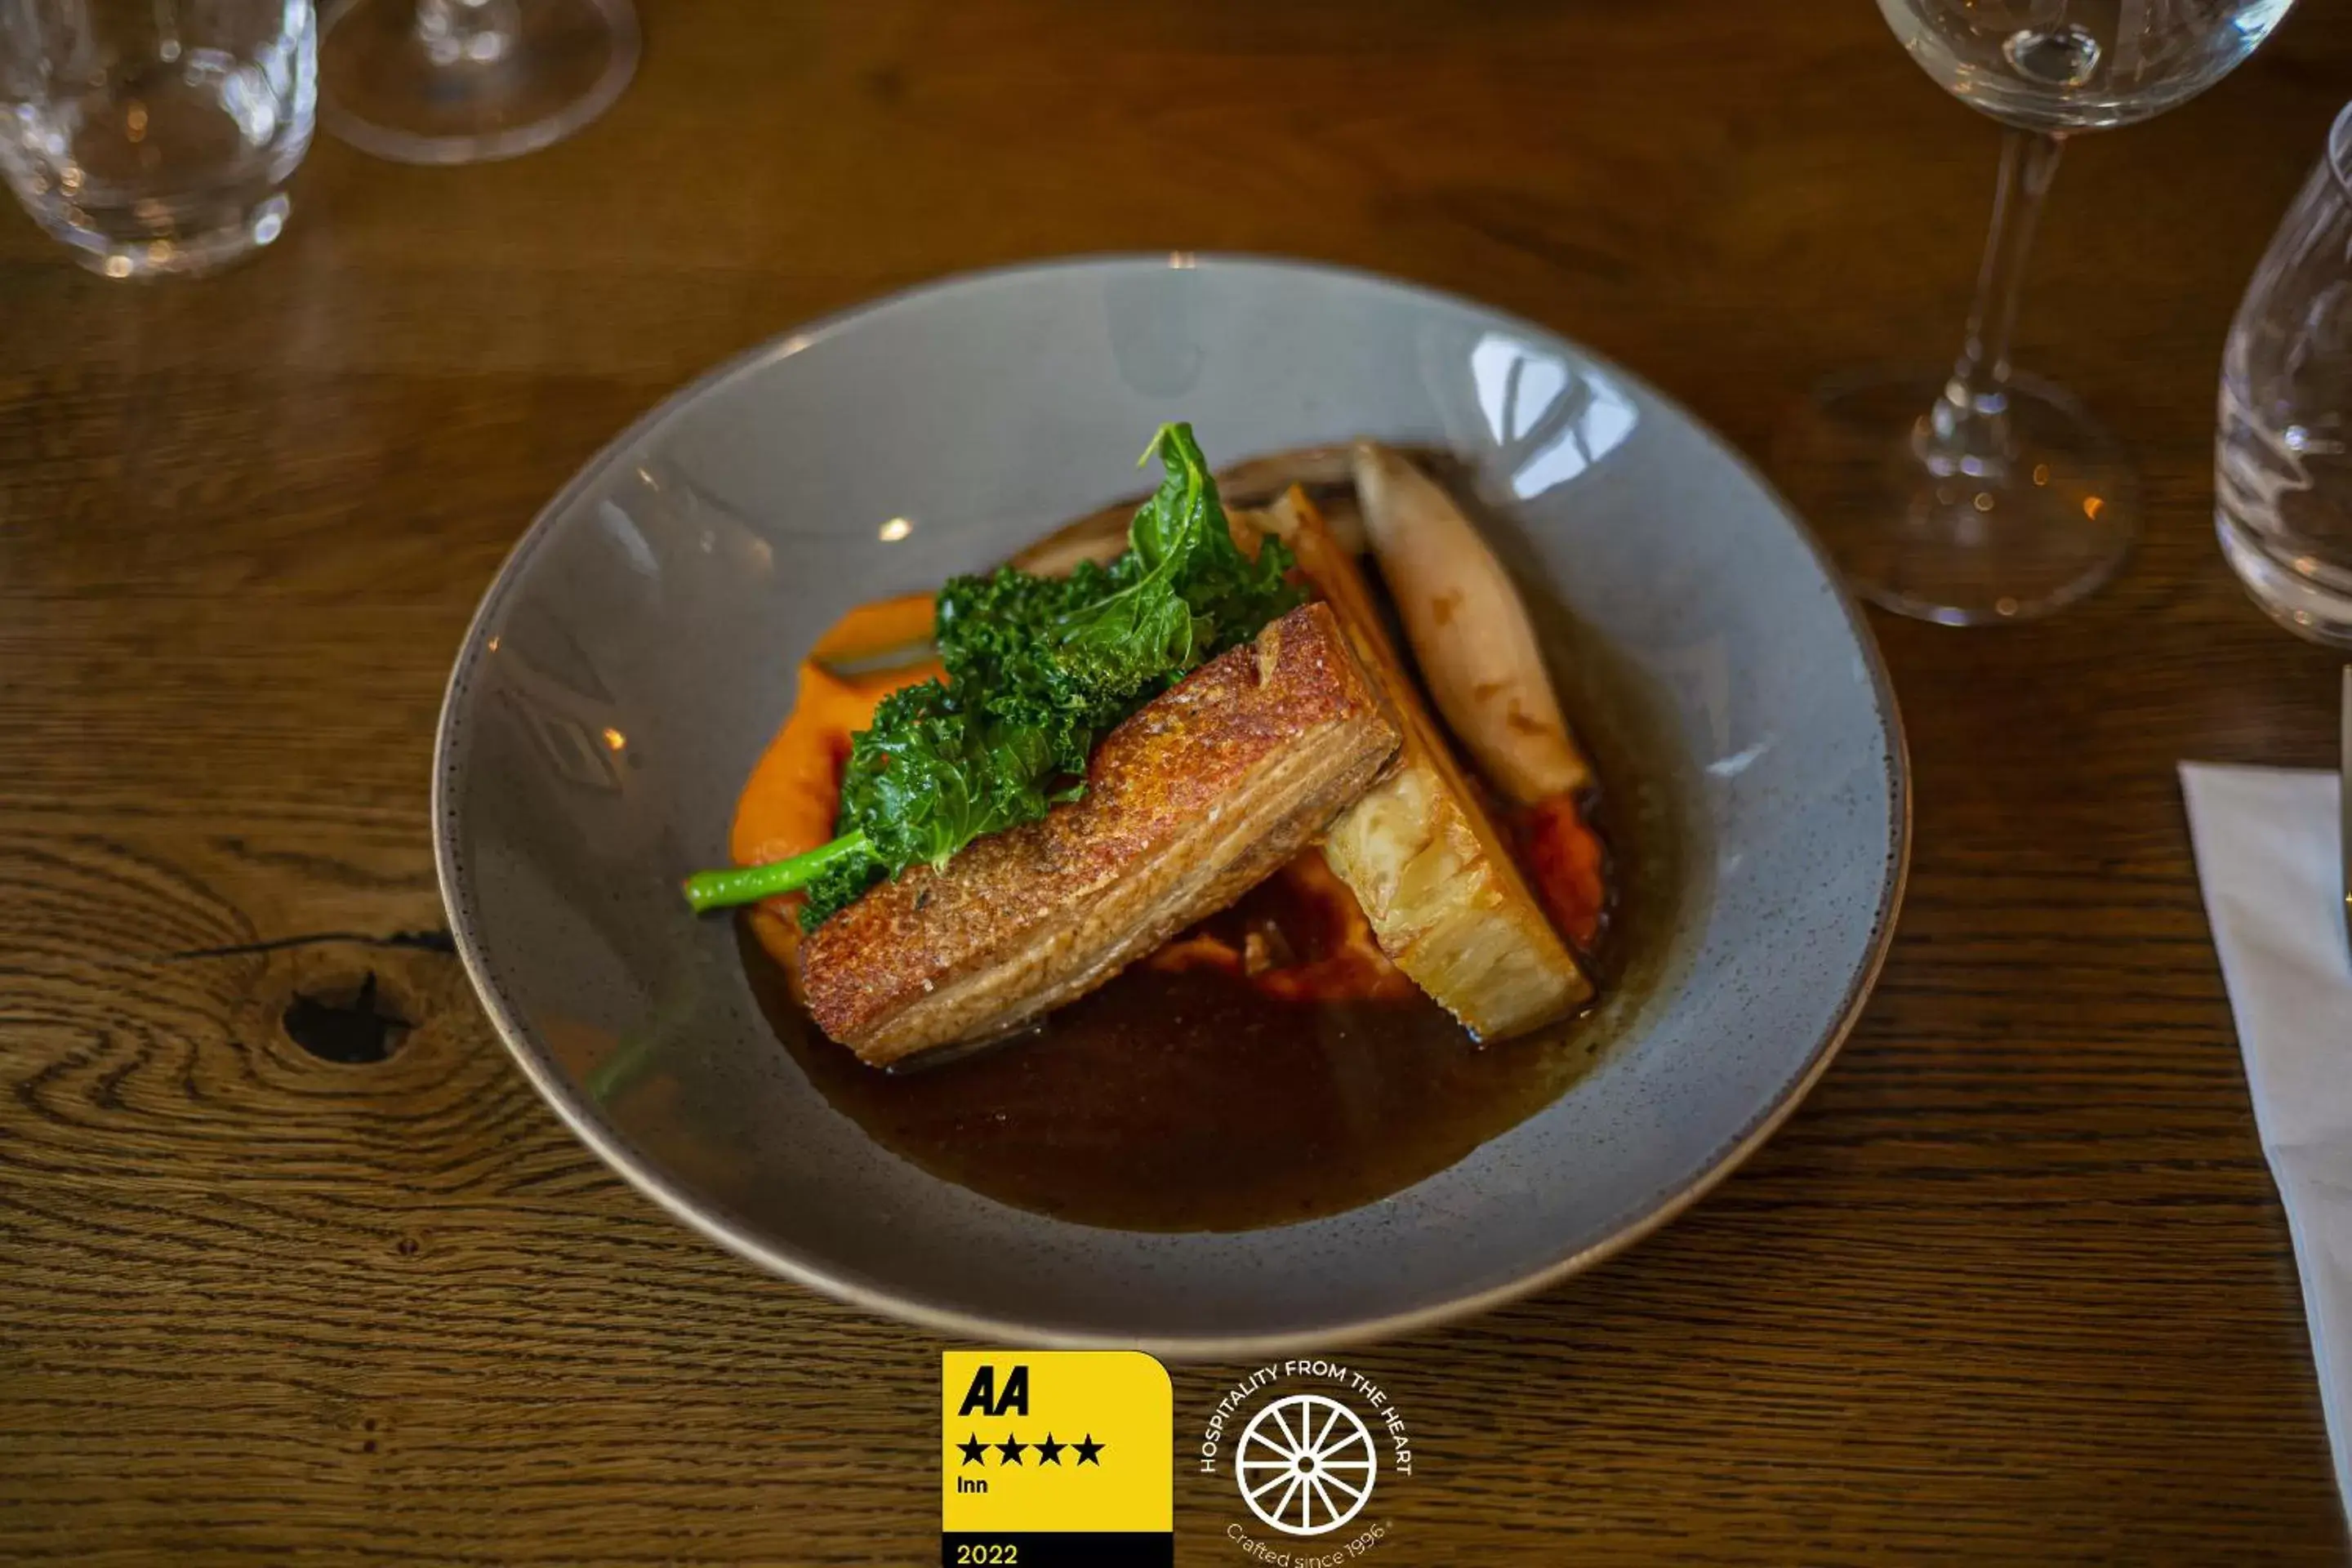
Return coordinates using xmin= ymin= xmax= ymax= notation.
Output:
xmin=1236 ymin=1393 xmax=1377 ymax=1536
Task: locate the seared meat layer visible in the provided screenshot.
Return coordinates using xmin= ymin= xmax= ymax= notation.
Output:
xmin=802 ymin=603 xmax=1400 ymax=1065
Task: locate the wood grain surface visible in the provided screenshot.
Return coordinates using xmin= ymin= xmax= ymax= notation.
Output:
xmin=6 ymin=1 xmax=2352 ymax=1561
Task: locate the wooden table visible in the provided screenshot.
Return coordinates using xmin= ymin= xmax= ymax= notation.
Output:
xmin=6 ymin=2 xmax=2350 ymax=1561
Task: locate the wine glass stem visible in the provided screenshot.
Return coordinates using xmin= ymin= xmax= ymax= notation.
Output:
xmin=1923 ymin=128 xmax=2065 ymax=479
xmin=416 ymin=0 xmax=521 ymax=65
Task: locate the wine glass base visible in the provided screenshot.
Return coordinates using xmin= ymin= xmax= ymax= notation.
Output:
xmin=319 ymin=0 xmax=639 ymax=165
xmin=1775 ymin=367 xmax=2140 ymax=625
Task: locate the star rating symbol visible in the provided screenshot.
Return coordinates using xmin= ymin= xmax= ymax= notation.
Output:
xmin=956 ymin=1431 xmax=1107 ymax=1466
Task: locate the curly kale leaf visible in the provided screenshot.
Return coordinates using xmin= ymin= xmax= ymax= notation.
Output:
xmin=685 ymin=422 xmax=1303 ymax=929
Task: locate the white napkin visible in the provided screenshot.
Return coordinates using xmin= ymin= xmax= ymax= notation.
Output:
xmin=2180 ymin=762 xmax=2352 ymax=1513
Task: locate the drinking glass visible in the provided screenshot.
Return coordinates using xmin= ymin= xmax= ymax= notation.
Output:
xmin=318 ymin=0 xmax=635 ymax=165
xmin=0 ymin=0 xmax=315 ymax=278
xmin=2217 ymin=99 xmax=2352 ymax=647
xmin=1777 ymin=0 xmax=2297 ymax=624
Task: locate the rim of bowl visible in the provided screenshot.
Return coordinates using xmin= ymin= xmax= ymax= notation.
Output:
xmin=2328 ymin=96 xmax=2352 ymax=206
xmin=431 ymin=252 xmax=1913 ymax=1360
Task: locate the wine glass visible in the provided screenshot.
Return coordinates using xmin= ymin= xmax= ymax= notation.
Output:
xmin=1 ymin=0 xmax=314 ymax=277
xmin=318 ymin=0 xmax=637 ymax=165
xmin=1776 ymin=0 xmax=2298 ymax=625
xmin=2217 ymin=100 xmax=2352 ymax=646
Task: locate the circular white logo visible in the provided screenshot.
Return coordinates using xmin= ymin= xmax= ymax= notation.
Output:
xmin=1236 ymin=1392 xmax=1377 ymax=1536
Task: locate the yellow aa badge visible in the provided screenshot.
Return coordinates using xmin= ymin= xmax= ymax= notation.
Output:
xmin=941 ymin=1351 xmax=1173 ymax=1567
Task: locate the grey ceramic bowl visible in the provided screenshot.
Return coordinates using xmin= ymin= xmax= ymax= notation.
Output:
xmin=433 ymin=255 xmax=1907 ymax=1356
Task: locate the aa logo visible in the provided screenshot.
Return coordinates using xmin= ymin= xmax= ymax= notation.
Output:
xmin=941 ymin=1351 xmax=1172 ymax=1568
xmin=958 ymin=1365 xmax=1029 ymax=1418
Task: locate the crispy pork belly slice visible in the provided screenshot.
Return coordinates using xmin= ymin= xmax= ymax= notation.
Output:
xmin=1262 ymin=488 xmax=1594 ymax=1040
xmin=801 ymin=603 xmax=1400 ymax=1066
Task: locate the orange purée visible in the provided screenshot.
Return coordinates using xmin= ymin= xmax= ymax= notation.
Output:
xmin=728 ymin=593 xmax=942 ymax=990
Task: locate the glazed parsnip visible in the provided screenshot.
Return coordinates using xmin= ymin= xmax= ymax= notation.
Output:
xmin=1265 ymin=488 xmax=1592 ymax=1040
xmin=1351 ymin=442 xmax=1593 ymax=805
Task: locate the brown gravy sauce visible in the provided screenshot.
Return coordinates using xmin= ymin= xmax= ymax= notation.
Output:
xmin=742 ymin=454 xmax=1690 ymax=1232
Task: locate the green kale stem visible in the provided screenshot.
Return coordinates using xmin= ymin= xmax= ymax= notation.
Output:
xmin=681 ymin=831 xmax=871 ymax=913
